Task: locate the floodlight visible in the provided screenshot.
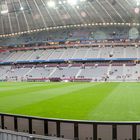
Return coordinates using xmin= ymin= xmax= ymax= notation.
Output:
xmin=1 ymin=9 xmax=8 ymax=14
xmin=137 ymin=1 xmax=140 ymax=6
xmin=47 ymin=1 xmax=55 ymax=8
xmin=59 ymin=1 xmax=62 ymax=4
xmin=67 ymin=0 xmax=78 ymax=5
xmin=20 ymin=7 xmax=24 ymax=11
xmin=134 ymin=7 xmax=140 ymax=14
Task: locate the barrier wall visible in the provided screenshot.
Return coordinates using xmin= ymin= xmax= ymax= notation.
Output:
xmin=0 ymin=58 xmax=138 ymax=65
xmin=0 ymin=113 xmax=139 ymax=140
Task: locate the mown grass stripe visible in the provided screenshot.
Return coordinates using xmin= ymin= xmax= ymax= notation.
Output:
xmin=0 ymin=82 xmax=98 ymax=113
xmin=0 ymin=82 xmax=140 ymax=121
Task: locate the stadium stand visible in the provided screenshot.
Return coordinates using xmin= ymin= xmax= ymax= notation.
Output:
xmin=0 ymin=46 xmax=140 ymax=62
xmin=0 ymin=45 xmax=140 ymax=82
xmin=0 ymin=26 xmax=139 ymax=47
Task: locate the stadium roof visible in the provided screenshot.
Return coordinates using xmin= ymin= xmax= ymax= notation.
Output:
xmin=0 ymin=0 xmax=139 ymax=35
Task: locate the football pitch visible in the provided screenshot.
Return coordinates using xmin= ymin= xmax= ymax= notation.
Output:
xmin=0 ymin=82 xmax=140 ymax=122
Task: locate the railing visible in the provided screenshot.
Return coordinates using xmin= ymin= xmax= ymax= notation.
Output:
xmin=0 ymin=129 xmax=68 ymax=140
xmin=0 ymin=113 xmax=140 ymax=140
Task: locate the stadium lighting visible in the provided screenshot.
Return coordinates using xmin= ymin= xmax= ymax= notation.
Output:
xmin=67 ymin=0 xmax=78 ymax=5
xmin=59 ymin=1 xmax=62 ymax=4
xmin=47 ymin=1 xmax=55 ymax=8
xmin=1 ymin=9 xmax=8 ymax=14
xmin=134 ymin=7 xmax=140 ymax=14
xmin=76 ymin=5 xmax=80 ymax=9
xmin=20 ymin=7 xmax=24 ymax=11
xmin=136 ymin=1 xmax=140 ymax=6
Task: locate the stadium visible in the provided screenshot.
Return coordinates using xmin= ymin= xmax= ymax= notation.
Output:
xmin=0 ymin=0 xmax=140 ymax=140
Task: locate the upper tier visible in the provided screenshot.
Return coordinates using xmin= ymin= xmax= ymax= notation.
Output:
xmin=0 ymin=46 xmax=140 ymax=63
xmin=0 ymin=26 xmax=140 ymax=46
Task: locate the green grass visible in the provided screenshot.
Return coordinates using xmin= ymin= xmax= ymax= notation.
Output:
xmin=0 ymin=82 xmax=140 ymax=121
